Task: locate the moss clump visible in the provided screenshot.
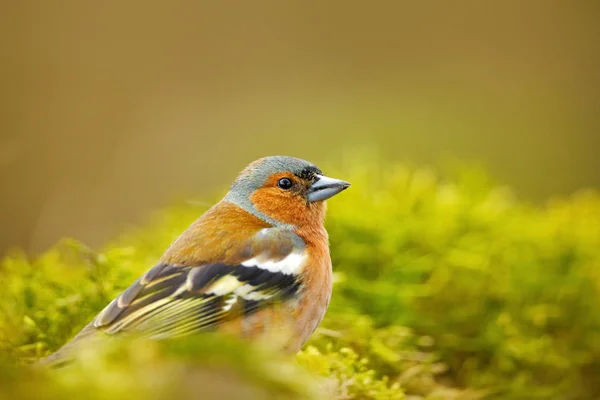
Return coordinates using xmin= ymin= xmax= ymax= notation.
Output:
xmin=1 ymin=335 xmax=321 ymax=400
xmin=325 ymin=159 xmax=600 ymax=399
xmin=1 ymin=159 xmax=599 ymax=399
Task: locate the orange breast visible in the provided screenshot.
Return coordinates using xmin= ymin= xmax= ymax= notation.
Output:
xmin=218 ymin=230 xmax=332 ymax=353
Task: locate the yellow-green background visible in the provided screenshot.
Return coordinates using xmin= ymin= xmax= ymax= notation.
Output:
xmin=1 ymin=0 xmax=598 ymax=254
xmin=1 ymin=2 xmax=600 ymax=399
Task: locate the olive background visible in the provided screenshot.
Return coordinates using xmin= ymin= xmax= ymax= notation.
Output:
xmin=1 ymin=0 xmax=599 ymax=254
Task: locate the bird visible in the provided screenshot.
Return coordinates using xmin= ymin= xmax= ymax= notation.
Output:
xmin=42 ymin=155 xmax=350 ymax=365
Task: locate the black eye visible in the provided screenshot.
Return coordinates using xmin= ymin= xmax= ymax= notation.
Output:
xmin=277 ymin=177 xmax=293 ymax=190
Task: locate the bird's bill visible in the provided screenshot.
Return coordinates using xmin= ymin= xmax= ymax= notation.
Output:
xmin=307 ymin=174 xmax=351 ymax=202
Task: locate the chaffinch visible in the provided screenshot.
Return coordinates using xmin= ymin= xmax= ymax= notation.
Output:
xmin=43 ymin=156 xmax=349 ymax=364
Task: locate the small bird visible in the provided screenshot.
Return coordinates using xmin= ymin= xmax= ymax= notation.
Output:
xmin=43 ymin=156 xmax=349 ymax=364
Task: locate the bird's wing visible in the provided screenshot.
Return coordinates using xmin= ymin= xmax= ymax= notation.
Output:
xmin=92 ymin=228 xmax=307 ymax=339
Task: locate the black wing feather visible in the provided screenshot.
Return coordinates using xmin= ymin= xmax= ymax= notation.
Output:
xmin=93 ymin=262 xmax=303 ymax=338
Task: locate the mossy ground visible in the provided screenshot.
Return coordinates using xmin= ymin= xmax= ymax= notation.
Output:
xmin=1 ymin=158 xmax=599 ymax=399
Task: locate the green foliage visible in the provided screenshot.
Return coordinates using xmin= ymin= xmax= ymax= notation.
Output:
xmin=0 ymin=335 xmax=320 ymax=400
xmin=1 ymin=159 xmax=599 ymax=399
xmin=325 ymin=158 xmax=600 ymax=399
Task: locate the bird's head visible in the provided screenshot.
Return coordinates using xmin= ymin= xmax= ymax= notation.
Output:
xmin=224 ymin=156 xmax=350 ymax=229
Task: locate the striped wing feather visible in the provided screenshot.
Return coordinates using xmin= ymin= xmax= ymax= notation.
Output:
xmin=92 ymin=228 xmax=305 ymax=339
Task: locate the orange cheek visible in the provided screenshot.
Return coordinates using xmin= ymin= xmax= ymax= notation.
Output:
xmin=250 ymin=188 xmax=325 ymax=227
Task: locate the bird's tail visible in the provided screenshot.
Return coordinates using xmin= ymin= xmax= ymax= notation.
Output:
xmin=37 ymin=322 xmax=99 ymax=368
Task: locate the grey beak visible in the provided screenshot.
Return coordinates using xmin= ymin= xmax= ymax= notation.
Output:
xmin=307 ymin=174 xmax=351 ymax=202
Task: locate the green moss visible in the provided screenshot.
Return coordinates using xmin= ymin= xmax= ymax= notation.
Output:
xmin=1 ymin=336 xmax=320 ymax=400
xmin=1 ymin=159 xmax=599 ymax=399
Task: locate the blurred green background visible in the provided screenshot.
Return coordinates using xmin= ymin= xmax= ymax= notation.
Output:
xmin=2 ymin=3 xmax=600 ymax=399
xmin=1 ymin=0 xmax=598 ymax=255
xmin=3 ymin=160 xmax=600 ymax=399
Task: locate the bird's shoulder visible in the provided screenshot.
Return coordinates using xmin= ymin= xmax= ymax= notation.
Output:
xmin=160 ymin=200 xmax=275 ymax=266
